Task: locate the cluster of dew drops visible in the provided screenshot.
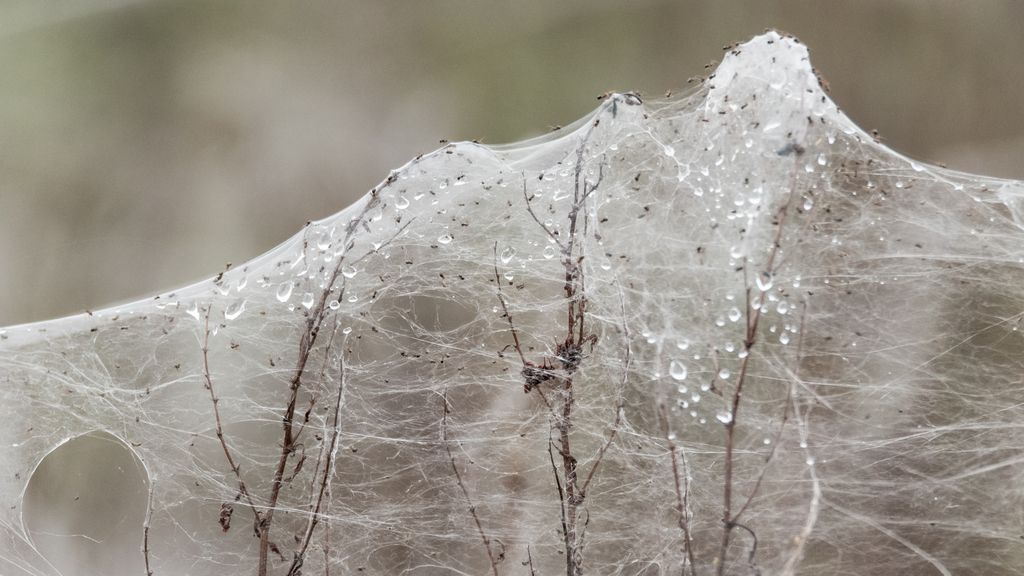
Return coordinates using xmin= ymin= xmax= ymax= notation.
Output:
xmin=648 ymin=268 xmax=802 ymax=438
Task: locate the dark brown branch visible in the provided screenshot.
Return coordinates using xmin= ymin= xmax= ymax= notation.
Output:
xmin=259 ymin=191 xmax=410 ymax=575
xmin=496 ymin=114 xmax=609 ymax=576
xmin=442 ymin=386 xmax=501 ymax=576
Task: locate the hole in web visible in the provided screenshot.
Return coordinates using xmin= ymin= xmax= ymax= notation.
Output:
xmin=23 ymin=431 xmax=149 ymax=576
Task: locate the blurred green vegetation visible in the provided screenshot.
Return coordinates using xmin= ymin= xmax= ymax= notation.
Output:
xmin=2 ymin=0 xmax=1023 ymax=325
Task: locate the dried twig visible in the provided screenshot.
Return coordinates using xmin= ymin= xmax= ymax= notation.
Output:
xmin=143 ymin=481 xmax=155 ymax=576
xmin=286 ymin=328 xmax=347 ymax=576
xmin=201 ymin=308 xmax=262 ymax=537
xmin=258 ymin=191 xmax=411 ymax=575
xmin=495 ymin=114 xmax=616 ymax=575
xmin=715 ymin=167 xmax=800 ymax=576
xmin=660 ymin=404 xmax=698 ymax=576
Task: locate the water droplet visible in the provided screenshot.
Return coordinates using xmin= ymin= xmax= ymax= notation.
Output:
xmin=779 ymin=332 xmax=791 ymax=345
xmin=816 ymin=153 xmax=827 ymax=166
xmin=805 ymin=456 xmax=816 ymax=466
xmin=676 ymin=339 xmax=690 ymax=350
xmin=667 ymin=431 xmax=676 ymax=441
xmin=395 ymin=195 xmax=410 ymax=209
xmin=669 ymin=360 xmax=688 ymax=381
xmin=328 ymin=300 xmax=340 ymax=310
xmin=716 ymin=411 xmax=733 ymax=424
xmin=715 ymin=317 xmax=726 ymax=327
xmin=777 ymin=301 xmax=790 ymax=315
xmin=718 ymin=368 xmax=731 ymax=380
xmin=347 ymin=294 xmax=358 ymax=303
xmin=728 ymin=307 xmax=742 ymax=322
xmin=676 ymin=385 xmax=688 ymax=394
xmin=763 ymin=438 xmax=772 ymax=445
xmin=500 ymin=246 xmax=516 ymax=264
xmin=342 ymin=326 xmax=353 ymax=335
xmin=224 ymin=300 xmax=246 ymax=320
xmin=342 ymin=265 xmax=358 ymax=279
xmin=301 ymin=292 xmax=315 ymax=309
xmin=437 ymin=232 xmax=453 ymax=245
xmin=663 ymin=145 xmax=676 ymax=157
xmin=802 ymin=196 xmax=814 ymax=211
xmin=543 ymin=245 xmax=556 ymax=259
xmin=276 ymin=282 xmax=294 ymax=303
xmin=756 ymin=272 xmax=774 ymax=292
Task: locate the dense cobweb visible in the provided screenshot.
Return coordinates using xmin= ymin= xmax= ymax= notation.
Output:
xmin=2 ymin=32 xmax=1023 ymax=576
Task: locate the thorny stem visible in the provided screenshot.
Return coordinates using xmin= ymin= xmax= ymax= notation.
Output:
xmin=715 ymin=167 xmax=800 ymax=576
xmin=442 ymin=386 xmax=502 ymax=576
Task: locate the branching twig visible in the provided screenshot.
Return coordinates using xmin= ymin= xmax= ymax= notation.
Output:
xmin=715 ymin=165 xmax=800 ymax=576
xmin=286 ymin=329 xmax=347 ymax=576
xmin=494 ymin=116 xmax=613 ymax=576
xmin=257 ymin=188 xmax=410 ymax=575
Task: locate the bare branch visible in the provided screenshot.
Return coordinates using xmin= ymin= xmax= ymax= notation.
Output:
xmin=716 ymin=166 xmax=801 ymax=576
xmin=201 ymin=308 xmax=262 ymax=537
xmin=287 ymin=329 xmax=347 ymax=576
xmin=660 ymin=404 xmax=698 ymax=576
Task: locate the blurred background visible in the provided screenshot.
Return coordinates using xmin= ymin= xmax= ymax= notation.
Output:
xmin=1 ymin=0 xmax=1023 ymax=326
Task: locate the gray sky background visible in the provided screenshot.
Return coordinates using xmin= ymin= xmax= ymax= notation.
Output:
xmin=2 ymin=0 xmax=1023 ymax=325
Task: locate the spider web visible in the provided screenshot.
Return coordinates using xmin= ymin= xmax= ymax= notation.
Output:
xmin=1 ymin=32 xmax=1023 ymax=576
